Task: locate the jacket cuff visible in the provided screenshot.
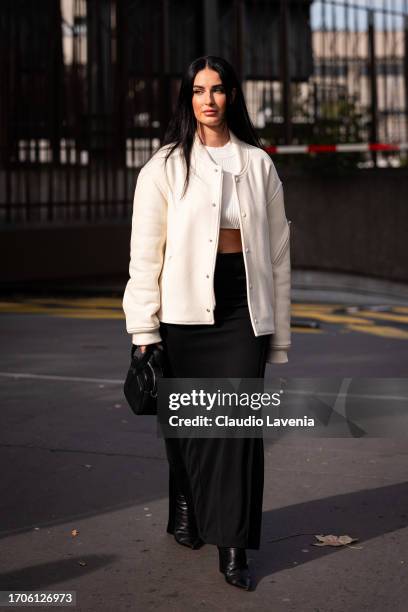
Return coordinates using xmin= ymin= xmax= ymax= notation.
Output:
xmin=266 ymin=348 xmax=288 ymax=364
xmin=131 ymin=330 xmax=162 ymax=346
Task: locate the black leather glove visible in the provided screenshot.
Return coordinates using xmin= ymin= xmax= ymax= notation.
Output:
xmin=131 ymin=342 xmax=163 ymax=359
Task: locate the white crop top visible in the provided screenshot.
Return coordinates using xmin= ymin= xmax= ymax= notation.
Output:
xmin=204 ymin=140 xmax=241 ymax=229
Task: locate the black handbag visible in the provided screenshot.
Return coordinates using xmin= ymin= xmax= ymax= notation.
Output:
xmin=123 ymin=343 xmax=166 ymax=415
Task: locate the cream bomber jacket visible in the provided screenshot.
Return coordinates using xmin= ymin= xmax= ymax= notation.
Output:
xmin=122 ymin=129 xmax=291 ymax=364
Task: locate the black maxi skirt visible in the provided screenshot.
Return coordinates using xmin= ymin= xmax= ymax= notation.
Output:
xmin=159 ymin=251 xmax=270 ymax=550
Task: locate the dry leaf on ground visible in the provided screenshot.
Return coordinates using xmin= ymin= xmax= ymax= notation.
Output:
xmin=312 ymin=534 xmax=359 ymax=547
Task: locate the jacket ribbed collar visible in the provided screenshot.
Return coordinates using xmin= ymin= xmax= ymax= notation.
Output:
xmin=192 ymin=128 xmax=250 ymax=177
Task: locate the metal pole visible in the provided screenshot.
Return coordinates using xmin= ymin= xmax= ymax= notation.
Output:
xmin=159 ymin=0 xmax=171 ymax=143
xmin=367 ymin=9 xmax=378 ymax=167
xmin=234 ymin=0 xmax=244 ymax=82
xmin=280 ymin=0 xmax=292 ymax=144
xmin=203 ymin=0 xmax=219 ymax=56
xmin=404 ymin=15 xmax=408 ymax=144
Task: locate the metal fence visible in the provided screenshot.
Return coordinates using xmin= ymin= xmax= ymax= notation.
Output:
xmin=1 ymin=0 xmax=408 ymax=225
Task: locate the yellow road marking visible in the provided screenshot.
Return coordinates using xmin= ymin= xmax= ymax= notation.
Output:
xmin=0 ymin=303 xmax=122 ymax=317
xmin=354 ymin=310 xmax=408 ymax=324
xmin=291 ymin=308 xmax=375 ymax=326
xmin=27 ymin=297 xmax=123 ymax=308
xmin=0 ymin=300 xmax=407 ymax=342
xmin=292 ymin=304 xmax=339 ymax=311
xmin=291 ymin=327 xmax=323 ymax=334
xmin=0 ymin=303 xmax=55 ymax=314
xmin=50 ymin=310 xmax=124 ymax=319
xmin=393 ymin=306 xmax=408 ymax=314
xmin=347 ymin=324 xmax=408 ymax=339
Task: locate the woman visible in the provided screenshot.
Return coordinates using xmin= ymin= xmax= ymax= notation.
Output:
xmin=123 ymin=55 xmax=291 ymax=591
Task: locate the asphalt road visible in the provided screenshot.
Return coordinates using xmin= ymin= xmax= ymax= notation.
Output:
xmin=0 ymin=295 xmax=407 ymax=611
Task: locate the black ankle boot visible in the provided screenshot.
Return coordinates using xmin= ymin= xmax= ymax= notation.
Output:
xmin=218 ymin=547 xmax=252 ymax=590
xmin=169 ymin=491 xmax=204 ymax=550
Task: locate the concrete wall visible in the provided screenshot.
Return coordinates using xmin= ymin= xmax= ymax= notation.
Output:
xmin=283 ymin=167 xmax=408 ymax=282
xmin=1 ymin=168 xmax=407 ymax=285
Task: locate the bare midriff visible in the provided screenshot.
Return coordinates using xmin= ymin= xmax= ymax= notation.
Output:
xmin=217 ymin=228 xmax=243 ymax=253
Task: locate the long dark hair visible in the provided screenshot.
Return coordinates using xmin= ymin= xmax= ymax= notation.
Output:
xmin=161 ymin=55 xmax=264 ymax=198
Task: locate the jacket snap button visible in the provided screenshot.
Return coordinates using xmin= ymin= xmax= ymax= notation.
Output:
xmin=209 ymin=238 xmax=213 ymax=242
xmin=242 ymin=212 xmax=246 ymax=217
xmin=214 ymin=169 xmax=218 ymax=172
xmin=249 ymin=284 xmax=253 ymax=289
xmin=212 ymin=203 xmax=216 ymax=207
xmin=206 ymin=308 xmax=210 ymax=312
xmin=254 ymin=318 xmax=258 ymax=323
xmin=206 ymin=274 xmax=209 ymax=278
xmin=245 ymin=247 xmax=249 ymax=253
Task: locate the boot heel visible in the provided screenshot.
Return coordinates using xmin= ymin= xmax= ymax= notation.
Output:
xmin=218 ymin=547 xmax=252 ymax=590
xmin=166 ymin=471 xmax=204 ymax=549
xmin=173 ymin=491 xmax=204 ymax=549
xmin=166 ymin=469 xmax=176 ymax=535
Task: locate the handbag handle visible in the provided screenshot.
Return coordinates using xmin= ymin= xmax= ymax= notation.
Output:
xmin=146 ymin=358 xmax=164 ymax=398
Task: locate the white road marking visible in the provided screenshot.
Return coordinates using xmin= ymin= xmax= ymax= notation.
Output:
xmin=0 ymin=372 xmax=407 ymax=402
xmin=0 ymin=372 xmax=122 ymax=384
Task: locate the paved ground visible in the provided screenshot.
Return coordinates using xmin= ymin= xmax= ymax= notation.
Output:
xmin=0 ymin=278 xmax=407 ymax=611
